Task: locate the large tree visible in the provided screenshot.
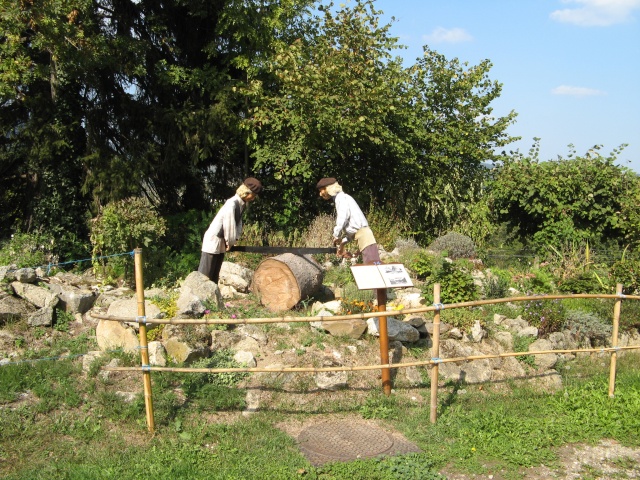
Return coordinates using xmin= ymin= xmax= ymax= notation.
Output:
xmin=247 ymin=0 xmax=517 ymax=239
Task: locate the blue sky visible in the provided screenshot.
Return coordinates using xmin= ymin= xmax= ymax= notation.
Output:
xmin=368 ymin=0 xmax=640 ymax=172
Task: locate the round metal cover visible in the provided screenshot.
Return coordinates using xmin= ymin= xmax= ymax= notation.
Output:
xmin=298 ymin=421 xmax=394 ymax=463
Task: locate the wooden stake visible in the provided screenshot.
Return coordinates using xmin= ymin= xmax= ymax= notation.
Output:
xmin=377 ymin=287 xmax=391 ymax=395
xmin=608 ymin=283 xmax=622 ymax=397
xmin=134 ymin=249 xmax=155 ymax=432
xmin=430 ymin=283 xmax=441 ymax=424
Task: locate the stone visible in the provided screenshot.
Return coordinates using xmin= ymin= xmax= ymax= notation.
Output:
xmin=106 ymin=297 xmax=162 ymax=331
xmin=13 ymin=268 xmax=37 ymax=283
xmin=319 ymin=319 xmax=367 ymax=339
xmin=0 ymin=295 xmax=37 ymax=322
xmin=148 ymin=341 xmax=167 ymax=366
xmin=95 ymin=319 xmax=140 ymax=353
xmin=405 ymin=366 xmax=423 ymax=386
xmin=11 ymin=282 xmax=59 ymax=308
xmin=47 ymin=283 xmax=96 ymax=314
xmin=470 ymin=320 xmax=485 ymax=342
xmin=219 ymin=262 xmax=253 ymax=293
xmin=529 ymin=338 xmax=558 ymax=369
xmin=315 ymin=370 xmax=348 ymax=390
xmin=27 ymin=306 xmax=55 ymax=327
xmin=176 ymin=271 xmax=222 ymax=317
xmin=366 ymin=317 xmax=420 ymax=343
xmin=234 ymin=350 xmax=257 ymax=368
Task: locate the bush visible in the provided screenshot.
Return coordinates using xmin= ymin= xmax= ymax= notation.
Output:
xmin=521 ymin=299 xmax=565 ymax=336
xmin=90 ymin=197 xmax=167 ymax=285
xmin=428 ymin=232 xmax=476 ymax=260
xmin=423 ymin=260 xmax=479 ymax=304
xmin=482 ymin=269 xmax=512 ymax=299
xmin=609 ymin=258 xmax=640 ymax=294
xmin=564 ymin=310 xmax=612 ymax=346
xmin=409 ymin=251 xmax=440 ymax=280
xmin=557 ymin=270 xmax=609 ymax=294
xmin=0 ymin=231 xmax=56 ymax=268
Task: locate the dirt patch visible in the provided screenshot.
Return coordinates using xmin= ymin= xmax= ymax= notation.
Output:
xmin=440 ymin=439 xmax=640 ymax=479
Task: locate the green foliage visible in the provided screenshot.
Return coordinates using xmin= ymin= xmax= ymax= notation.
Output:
xmin=490 ymin=145 xmax=640 ymax=253
xmin=439 ymin=307 xmax=485 ymax=332
xmin=90 ymin=197 xmax=166 ymax=284
xmin=564 ymin=310 xmax=612 ymax=346
xmin=359 ymin=394 xmax=397 ymax=420
xmin=557 ymin=270 xmax=609 ymax=294
xmin=409 ymin=251 xmax=439 ymax=280
xmin=53 ymin=309 xmax=74 ymax=332
xmin=513 ymin=268 xmax=555 ymax=294
xmin=482 ymin=269 xmax=512 ymax=299
xmin=428 ymin=232 xmax=477 ymax=260
xmin=521 ymin=299 xmax=566 ymax=336
xmin=423 ymin=260 xmax=479 ymax=305
xmin=365 ymin=202 xmax=410 ymax=252
xmin=181 ymin=350 xmax=249 ymax=395
xmin=609 ymin=258 xmax=640 ymax=294
xmin=0 ymin=232 xmax=55 ymax=268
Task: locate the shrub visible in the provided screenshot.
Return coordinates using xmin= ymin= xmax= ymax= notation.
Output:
xmin=428 ymin=232 xmax=476 ymax=260
xmin=609 ymin=258 xmax=640 ymax=294
xmin=482 ymin=270 xmax=511 ymax=299
xmin=90 ymin=197 xmax=167 ymax=285
xmin=521 ymin=299 xmax=565 ymax=336
xmin=557 ymin=270 xmax=609 ymax=294
xmin=423 ymin=260 xmax=479 ymax=304
xmin=564 ymin=310 xmax=612 ymax=346
xmin=409 ymin=251 xmax=440 ymax=280
xmin=0 ymin=231 xmax=56 ymax=269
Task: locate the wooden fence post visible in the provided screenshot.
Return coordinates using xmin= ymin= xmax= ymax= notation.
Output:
xmin=134 ymin=248 xmax=155 ymax=432
xmin=430 ymin=284 xmax=441 ymax=423
xmin=608 ymin=283 xmax=623 ymax=397
xmin=377 ymin=288 xmax=392 ymax=396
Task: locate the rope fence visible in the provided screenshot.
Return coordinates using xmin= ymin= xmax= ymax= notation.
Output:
xmin=94 ymin=250 xmax=640 ymax=433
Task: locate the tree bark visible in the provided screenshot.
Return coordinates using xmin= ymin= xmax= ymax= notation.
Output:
xmin=252 ymin=253 xmax=324 ymax=312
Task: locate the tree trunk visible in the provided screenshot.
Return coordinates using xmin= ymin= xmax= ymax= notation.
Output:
xmin=252 ymin=253 xmax=324 ymax=312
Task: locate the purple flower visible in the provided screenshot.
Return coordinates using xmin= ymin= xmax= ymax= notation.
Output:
xmin=231 ymin=314 xmax=237 ymax=319
xmin=204 ymin=310 xmax=210 ymax=314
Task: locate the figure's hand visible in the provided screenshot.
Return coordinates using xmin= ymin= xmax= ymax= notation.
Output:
xmin=225 ymin=241 xmax=230 ymax=252
xmin=332 ymin=237 xmax=341 ymax=247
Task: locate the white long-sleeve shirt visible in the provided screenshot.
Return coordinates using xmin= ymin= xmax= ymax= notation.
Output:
xmin=332 ymin=191 xmax=369 ymax=240
xmin=201 ymin=195 xmax=246 ymax=254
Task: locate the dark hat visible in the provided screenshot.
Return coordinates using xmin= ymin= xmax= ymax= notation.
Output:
xmin=316 ymin=177 xmax=337 ymax=189
xmin=243 ymin=177 xmax=263 ymax=194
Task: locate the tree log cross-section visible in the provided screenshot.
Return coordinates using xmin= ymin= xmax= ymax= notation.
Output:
xmin=252 ymin=253 xmax=324 ymax=312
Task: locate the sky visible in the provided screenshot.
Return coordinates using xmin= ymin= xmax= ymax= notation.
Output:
xmin=368 ymin=0 xmax=640 ymax=172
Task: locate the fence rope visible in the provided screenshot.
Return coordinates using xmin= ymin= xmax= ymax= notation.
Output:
xmin=4 ymin=250 xmax=134 ymax=275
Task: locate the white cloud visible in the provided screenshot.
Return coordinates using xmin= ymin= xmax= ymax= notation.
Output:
xmin=552 ymin=85 xmax=607 ymax=96
xmin=550 ymin=0 xmax=640 ymax=26
xmin=422 ymin=27 xmax=473 ymax=44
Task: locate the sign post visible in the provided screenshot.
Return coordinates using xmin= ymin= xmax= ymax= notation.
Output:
xmin=350 ymin=263 xmax=413 ymax=396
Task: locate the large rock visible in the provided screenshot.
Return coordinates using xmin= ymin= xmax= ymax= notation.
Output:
xmin=48 ymin=283 xmax=96 ymax=314
xmin=11 ymin=282 xmax=59 ymax=308
xmin=162 ymin=324 xmax=211 ymax=364
xmin=106 ymin=297 xmax=163 ymax=331
xmin=95 ymin=319 xmax=140 ymax=353
xmin=529 ymin=338 xmax=558 ymax=369
xmin=27 ymin=306 xmax=56 ymax=327
xmin=219 ymin=262 xmax=253 ymax=293
xmin=0 ymin=296 xmax=37 ymax=322
xmin=366 ymin=317 xmax=420 ymax=343
xmin=176 ymin=271 xmax=222 ymax=317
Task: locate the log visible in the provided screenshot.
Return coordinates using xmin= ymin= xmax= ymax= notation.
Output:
xmin=252 ymin=253 xmax=324 ymax=312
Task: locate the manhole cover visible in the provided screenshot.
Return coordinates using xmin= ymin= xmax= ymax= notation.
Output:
xmin=297 ymin=421 xmax=395 ymax=464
